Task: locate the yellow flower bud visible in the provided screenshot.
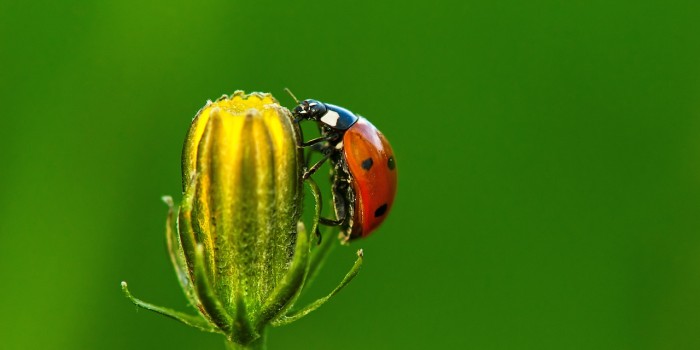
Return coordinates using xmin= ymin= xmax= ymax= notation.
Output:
xmin=122 ymin=91 xmax=363 ymax=349
xmin=180 ymin=91 xmax=303 ymax=328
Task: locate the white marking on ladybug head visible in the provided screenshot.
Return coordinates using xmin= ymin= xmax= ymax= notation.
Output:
xmin=309 ymin=102 xmax=318 ymax=107
xmin=335 ymin=141 xmax=344 ymax=150
xmin=320 ymin=110 xmax=340 ymax=127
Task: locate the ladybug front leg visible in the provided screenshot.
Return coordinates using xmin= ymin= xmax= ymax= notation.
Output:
xmin=302 ymin=148 xmax=334 ymax=179
xmin=301 ymin=135 xmax=334 ymax=147
xmin=303 ymin=142 xmax=325 ymax=168
xmin=300 ymin=130 xmax=341 ymax=179
xmin=296 ymin=115 xmax=330 ymax=147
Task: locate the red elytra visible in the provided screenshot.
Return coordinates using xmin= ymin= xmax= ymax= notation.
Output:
xmin=343 ymin=118 xmax=397 ymax=238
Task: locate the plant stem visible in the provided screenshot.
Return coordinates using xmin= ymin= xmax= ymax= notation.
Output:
xmin=224 ymin=329 xmax=266 ymax=350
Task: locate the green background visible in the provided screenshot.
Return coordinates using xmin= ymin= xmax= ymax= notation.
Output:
xmin=2 ymin=0 xmax=700 ymax=349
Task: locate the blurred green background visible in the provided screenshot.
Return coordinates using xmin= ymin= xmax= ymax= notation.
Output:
xmin=2 ymin=0 xmax=700 ymax=349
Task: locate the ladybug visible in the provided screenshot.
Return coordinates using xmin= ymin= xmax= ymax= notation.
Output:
xmin=289 ymin=94 xmax=397 ymax=241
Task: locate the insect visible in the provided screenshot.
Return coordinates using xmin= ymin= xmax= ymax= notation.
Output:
xmin=286 ymin=89 xmax=397 ymax=241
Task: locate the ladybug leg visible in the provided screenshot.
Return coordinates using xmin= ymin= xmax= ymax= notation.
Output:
xmin=304 ymin=172 xmax=341 ymax=244
xmin=302 ymin=150 xmax=333 ymax=179
xmin=318 ymin=217 xmax=343 ymax=226
xmin=318 ymin=179 xmax=348 ymax=226
xmin=296 ymin=117 xmax=327 ymax=147
xmin=301 ymin=129 xmax=340 ymax=176
xmin=306 ymin=163 xmax=348 ymax=228
xmin=301 ymin=135 xmax=332 ymax=147
xmin=304 ymin=143 xmax=325 ymax=168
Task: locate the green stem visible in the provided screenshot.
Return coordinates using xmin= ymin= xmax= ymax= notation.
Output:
xmin=224 ymin=329 xmax=267 ymax=350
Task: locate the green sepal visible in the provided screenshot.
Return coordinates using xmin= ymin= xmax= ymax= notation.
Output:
xmin=271 ymin=249 xmax=364 ymax=327
xmin=120 ymin=281 xmax=220 ymax=334
xmin=303 ymin=227 xmax=337 ymax=292
xmin=162 ymin=196 xmax=196 ymax=304
xmin=255 ymin=221 xmax=310 ymax=329
xmin=231 ymin=293 xmax=258 ymax=345
xmin=177 ymin=174 xmax=199 ymax=285
xmin=193 ymin=244 xmax=233 ymax=333
xmin=306 ymin=177 xmax=322 ymax=244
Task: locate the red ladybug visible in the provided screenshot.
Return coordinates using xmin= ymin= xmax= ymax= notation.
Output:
xmin=291 ymin=97 xmax=397 ymax=240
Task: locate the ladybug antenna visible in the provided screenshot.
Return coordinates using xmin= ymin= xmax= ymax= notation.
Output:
xmin=283 ymin=87 xmax=300 ymax=105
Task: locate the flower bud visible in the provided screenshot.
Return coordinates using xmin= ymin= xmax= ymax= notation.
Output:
xmin=182 ymin=90 xmax=302 ymax=292
xmin=180 ymin=92 xmax=303 ymax=343
xmin=122 ymin=91 xmax=363 ymax=349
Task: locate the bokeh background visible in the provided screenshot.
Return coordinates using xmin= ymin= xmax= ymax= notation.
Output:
xmin=2 ymin=1 xmax=700 ymax=349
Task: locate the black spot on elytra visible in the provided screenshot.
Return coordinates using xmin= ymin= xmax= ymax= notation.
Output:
xmin=361 ymin=157 xmax=374 ymax=170
xmin=374 ymin=203 xmax=388 ymax=217
xmin=387 ymin=156 xmax=395 ymax=170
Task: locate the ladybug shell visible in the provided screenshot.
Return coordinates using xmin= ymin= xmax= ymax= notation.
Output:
xmin=342 ymin=117 xmax=397 ymax=238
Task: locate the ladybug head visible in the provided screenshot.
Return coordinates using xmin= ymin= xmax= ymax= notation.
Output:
xmin=292 ymin=99 xmax=327 ymax=122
